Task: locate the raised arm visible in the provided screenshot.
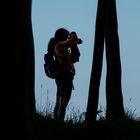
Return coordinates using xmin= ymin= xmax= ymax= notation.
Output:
xmin=54 ymin=32 xmax=78 ymax=57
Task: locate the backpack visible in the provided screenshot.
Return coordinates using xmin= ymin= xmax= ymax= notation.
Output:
xmin=44 ymin=45 xmax=80 ymax=79
xmin=44 ymin=51 xmax=60 ymax=79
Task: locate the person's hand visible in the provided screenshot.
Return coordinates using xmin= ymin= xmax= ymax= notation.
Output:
xmin=69 ymin=32 xmax=78 ymax=39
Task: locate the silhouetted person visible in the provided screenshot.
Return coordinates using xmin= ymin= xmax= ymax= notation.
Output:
xmin=47 ymin=28 xmax=81 ymax=121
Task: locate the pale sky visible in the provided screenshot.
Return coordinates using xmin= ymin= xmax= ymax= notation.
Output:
xmin=32 ymin=0 xmax=140 ymax=118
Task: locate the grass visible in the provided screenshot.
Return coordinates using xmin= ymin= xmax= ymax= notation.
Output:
xmin=34 ymin=102 xmax=140 ymax=140
xmin=34 ymin=112 xmax=140 ymax=140
xmin=34 ymin=92 xmax=140 ymax=139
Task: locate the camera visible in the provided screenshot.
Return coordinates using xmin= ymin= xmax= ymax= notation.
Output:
xmin=77 ymin=38 xmax=83 ymax=44
xmin=68 ymin=32 xmax=83 ymax=44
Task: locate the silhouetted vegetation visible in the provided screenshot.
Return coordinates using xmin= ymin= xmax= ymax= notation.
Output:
xmin=34 ymin=108 xmax=140 ymax=140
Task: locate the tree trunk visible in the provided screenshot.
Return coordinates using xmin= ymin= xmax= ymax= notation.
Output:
xmin=104 ymin=0 xmax=125 ymax=120
xmin=85 ymin=0 xmax=125 ymax=126
xmin=85 ymin=0 xmax=106 ymax=126
xmin=1 ymin=0 xmax=35 ymax=139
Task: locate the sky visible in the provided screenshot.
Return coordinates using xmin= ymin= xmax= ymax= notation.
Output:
xmin=32 ymin=0 xmax=140 ymax=118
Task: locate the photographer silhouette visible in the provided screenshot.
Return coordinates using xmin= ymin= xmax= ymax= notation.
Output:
xmin=46 ymin=28 xmax=82 ymax=121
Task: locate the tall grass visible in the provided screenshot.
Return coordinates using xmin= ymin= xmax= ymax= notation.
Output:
xmin=37 ymin=84 xmax=140 ymax=121
xmin=36 ymin=87 xmax=140 ymax=123
xmin=34 ymin=90 xmax=140 ymax=140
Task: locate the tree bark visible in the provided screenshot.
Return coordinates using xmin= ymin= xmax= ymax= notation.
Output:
xmin=1 ymin=1 xmax=35 ymax=139
xmin=85 ymin=0 xmax=106 ymax=126
xmin=85 ymin=0 xmax=125 ymax=125
xmin=104 ymin=0 xmax=125 ymax=120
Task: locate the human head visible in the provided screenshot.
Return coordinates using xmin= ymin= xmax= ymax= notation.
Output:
xmin=54 ymin=28 xmax=69 ymax=42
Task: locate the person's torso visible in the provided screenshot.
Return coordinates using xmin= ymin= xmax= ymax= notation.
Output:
xmin=55 ymin=51 xmax=75 ymax=75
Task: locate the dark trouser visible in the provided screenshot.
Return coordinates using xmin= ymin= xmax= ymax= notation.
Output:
xmin=54 ymin=72 xmax=74 ymax=121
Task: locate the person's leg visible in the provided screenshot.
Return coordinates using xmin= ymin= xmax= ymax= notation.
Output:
xmin=54 ymin=79 xmax=62 ymax=119
xmin=54 ymin=96 xmax=66 ymax=121
xmin=59 ymin=78 xmax=73 ymax=120
xmin=57 ymin=97 xmax=65 ymax=121
xmin=53 ymin=96 xmax=59 ymax=119
xmin=54 ymin=75 xmax=73 ymax=121
xmin=54 ymin=97 xmax=70 ymax=121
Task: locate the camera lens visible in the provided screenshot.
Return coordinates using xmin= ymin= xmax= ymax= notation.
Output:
xmin=77 ymin=39 xmax=82 ymax=44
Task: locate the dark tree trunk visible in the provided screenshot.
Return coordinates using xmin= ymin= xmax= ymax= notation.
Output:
xmin=104 ymin=0 xmax=125 ymax=120
xmin=1 ymin=1 xmax=35 ymax=139
xmin=85 ymin=0 xmax=106 ymax=126
xmin=85 ymin=0 xmax=125 ymax=126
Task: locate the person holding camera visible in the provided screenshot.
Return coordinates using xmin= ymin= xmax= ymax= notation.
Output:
xmin=47 ymin=28 xmax=82 ymax=121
